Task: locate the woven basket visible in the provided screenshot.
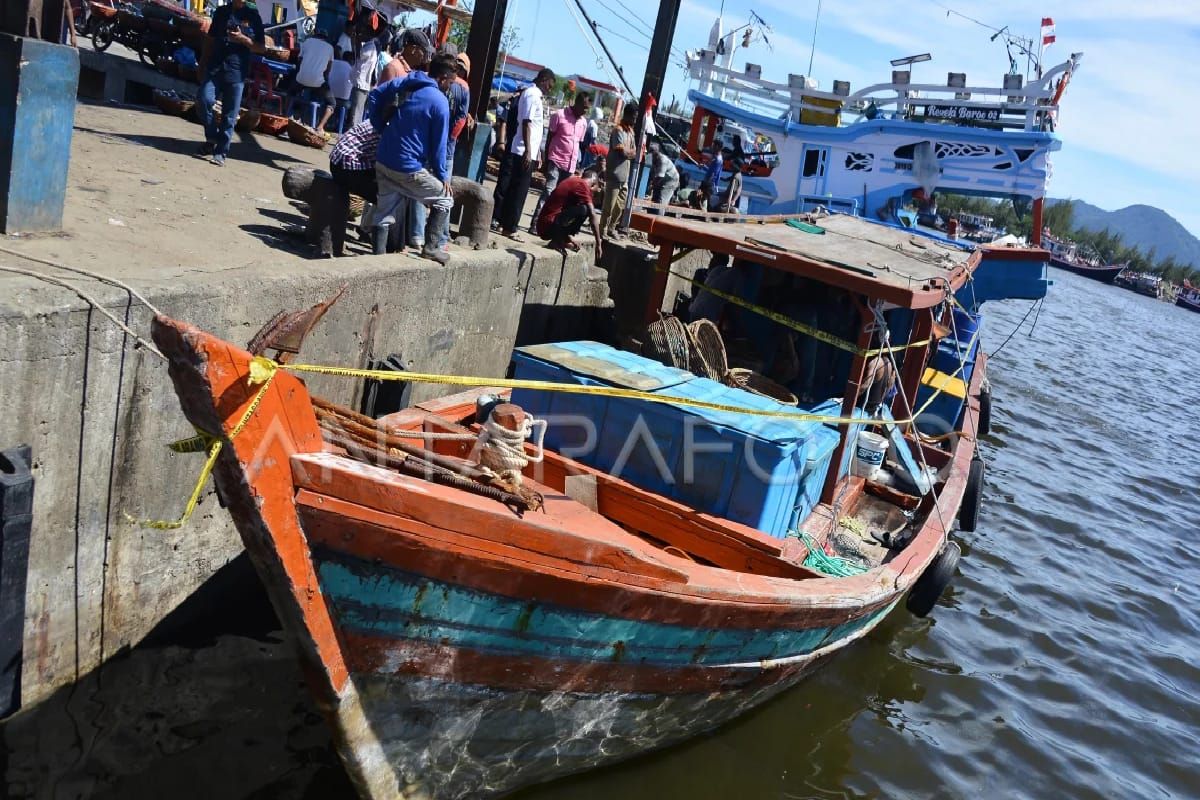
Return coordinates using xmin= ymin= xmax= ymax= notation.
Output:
xmin=257 ymin=112 xmax=289 ymax=136
xmin=685 ymin=318 xmax=728 ymax=380
xmin=287 ymin=118 xmax=327 ymax=149
xmin=235 ymin=107 xmax=261 ymax=133
xmin=723 ymin=368 xmax=798 ymax=406
xmin=152 ymin=90 xmax=193 ymax=117
xmin=348 ymin=194 xmax=366 ymax=219
xmin=641 ymin=314 xmax=690 ymax=370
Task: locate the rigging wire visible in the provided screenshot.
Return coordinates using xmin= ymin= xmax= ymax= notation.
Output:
xmin=560 ymin=0 xmax=627 ymax=92
xmin=0 ymin=265 xmax=166 ymax=359
xmin=590 ymin=0 xmax=686 ymax=62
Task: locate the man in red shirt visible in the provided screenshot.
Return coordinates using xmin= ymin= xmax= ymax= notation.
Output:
xmin=535 ymin=170 xmax=603 ymax=259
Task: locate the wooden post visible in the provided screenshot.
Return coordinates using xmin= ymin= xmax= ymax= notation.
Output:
xmin=1030 ymin=197 xmax=1044 ymax=245
xmin=820 ymin=304 xmax=875 ymax=504
xmin=893 ymin=307 xmax=934 ymax=423
xmin=703 ymin=112 xmax=719 ymax=150
xmin=643 ymin=243 xmax=675 ymax=325
xmin=686 ymin=106 xmax=704 ymax=158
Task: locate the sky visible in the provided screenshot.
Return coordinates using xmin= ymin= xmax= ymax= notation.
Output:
xmin=418 ymin=0 xmax=1200 ymax=236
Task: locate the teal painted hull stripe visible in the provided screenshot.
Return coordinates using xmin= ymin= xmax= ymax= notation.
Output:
xmin=315 ymin=555 xmax=887 ymax=667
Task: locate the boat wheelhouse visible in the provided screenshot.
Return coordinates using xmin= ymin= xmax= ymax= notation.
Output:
xmin=676 ymin=39 xmax=1081 ymax=229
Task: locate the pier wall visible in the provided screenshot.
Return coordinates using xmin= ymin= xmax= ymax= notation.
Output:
xmin=0 ymin=247 xmax=611 ymax=709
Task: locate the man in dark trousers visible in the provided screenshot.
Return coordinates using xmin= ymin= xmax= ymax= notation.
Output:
xmin=600 ymin=104 xmax=637 ymax=238
xmin=368 ymin=54 xmax=457 ymax=263
xmin=196 ymin=0 xmax=265 ymax=166
xmin=493 ymin=68 xmax=555 ymax=241
xmin=535 ymin=169 xmax=603 ymax=259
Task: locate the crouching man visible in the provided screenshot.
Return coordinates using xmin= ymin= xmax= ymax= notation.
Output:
xmin=535 ymin=169 xmax=603 ymax=260
xmin=367 ymin=54 xmax=457 ymax=263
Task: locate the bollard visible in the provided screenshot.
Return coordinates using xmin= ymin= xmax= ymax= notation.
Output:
xmin=0 ymin=445 xmax=33 ymax=719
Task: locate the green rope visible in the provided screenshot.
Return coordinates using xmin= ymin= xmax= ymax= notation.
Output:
xmin=797 ymin=532 xmax=869 ymax=577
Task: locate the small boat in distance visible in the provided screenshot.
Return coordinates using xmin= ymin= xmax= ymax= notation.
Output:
xmin=1177 ymin=286 xmax=1200 ymax=313
xmin=1043 ymin=233 xmax=1124 ymax=284
xmin=152 ymin=211 xmax=1043 ymax=799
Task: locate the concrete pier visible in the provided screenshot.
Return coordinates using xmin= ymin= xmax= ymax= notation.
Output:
xmin=0 ymin=103 xmax=614 ymax=709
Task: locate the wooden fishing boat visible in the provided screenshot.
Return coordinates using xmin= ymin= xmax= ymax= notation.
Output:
xmin=152 ymin=212 xmax=1043 ymax=799
xmin=1048 ymin=255 xmax=1124 ymax=284
xmin=1176 ymin=287 xmax=1200 ymax=313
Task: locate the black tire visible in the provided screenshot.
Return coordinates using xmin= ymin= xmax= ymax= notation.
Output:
xmin=906 ymin=541 xmax=961 ymax=617
xmin=138 ymin=40 xmax=158 ymax=66
xmin=958 ymin=457 xmax=985 ymax=532
xmin=92 ymin=22 xmax=113 ymax=51
xmin=978 ymin=384 xmax=993 ymax=437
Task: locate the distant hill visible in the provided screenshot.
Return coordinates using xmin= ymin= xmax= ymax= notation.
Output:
xmin=1048 ymin=200 xmax=1200 ymax=267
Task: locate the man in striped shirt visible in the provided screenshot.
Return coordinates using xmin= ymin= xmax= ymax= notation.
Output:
xmin=328 ymin=118 xmax=382 ymax=252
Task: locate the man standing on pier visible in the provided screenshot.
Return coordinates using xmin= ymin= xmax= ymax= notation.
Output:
xmin=600 ymin=105 xmax=637 ymax=238
xmin=530 ymin=91 xmax=593 ymax=230
xmin=494 ymin=68 xmax=556 ymax=241
xmin=196 ymin=0 xmax=265 ymax=166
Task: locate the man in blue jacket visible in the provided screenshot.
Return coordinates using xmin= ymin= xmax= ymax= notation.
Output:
xmin=367 ymin=54 xmax=457 ymax=263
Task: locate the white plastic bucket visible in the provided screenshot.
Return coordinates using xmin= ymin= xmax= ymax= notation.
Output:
xmin=852 ymin=431 xmax=889 ymax=478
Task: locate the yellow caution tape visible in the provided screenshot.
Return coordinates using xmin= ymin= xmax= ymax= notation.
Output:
xmin=659 ymin=266 xmax=932 ymax=357
xmin=144 ymin=320 xmax=984 ymax=531
xmin=261 ymin=358 xmax=895 ymax=426
xmin=132 ymin=372 xmax=276 ymax=529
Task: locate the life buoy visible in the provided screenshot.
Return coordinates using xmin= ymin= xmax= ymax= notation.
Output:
xmin=958 ymin=457 xmax=985 ymax=532
xmin=906 ymin=541 xmax=961 ymax=617
xmin=977 ymin=383 xmax=993 ymax=437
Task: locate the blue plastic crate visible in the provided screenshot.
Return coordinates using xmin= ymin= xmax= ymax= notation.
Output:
xmin=511 ymin=342 xmax=692 ymax=468
xmin=510 ymin=343 xmax=849 ymax=537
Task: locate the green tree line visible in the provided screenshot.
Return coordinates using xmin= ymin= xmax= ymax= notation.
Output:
xmin=936 ymin=195 xmax=1200 ymax=285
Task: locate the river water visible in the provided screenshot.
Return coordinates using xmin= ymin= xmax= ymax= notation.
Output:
xmin=5 ymin=268 xmax=1199 ymax=799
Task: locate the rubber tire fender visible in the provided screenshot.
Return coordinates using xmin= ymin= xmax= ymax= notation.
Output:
xmin=977 ymin=384 xmax=993 ymax=437
xmin=92 ymin=22 xmax=113 ymax=51
xmin=906 ymin=541 xmax=961 ymax=617
xmin=958 ymin=457 xmax=985 ymax=532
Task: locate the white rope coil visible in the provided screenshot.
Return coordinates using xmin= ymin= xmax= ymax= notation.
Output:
xmin=477 ymin=415 xmax=546 ymax=487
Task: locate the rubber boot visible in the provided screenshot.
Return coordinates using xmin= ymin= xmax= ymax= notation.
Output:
xmin=372 ymin=223 xmax=391 ymax=255
xmin=422 ymin=207 xmax=450 ymax=265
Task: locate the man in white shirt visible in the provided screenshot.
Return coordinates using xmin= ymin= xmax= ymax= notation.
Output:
xmin=349 ymin=35 xmax=379 ymax=125
xmin=326 ymin=51 xmax=354 ymax=130
xmin=493 ymin=68 xmax=555 ymax=240
xmin=291 ymin=30 xmax=336 ymax=130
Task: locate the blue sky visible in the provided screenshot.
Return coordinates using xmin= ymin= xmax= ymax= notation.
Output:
xmin=416 ymin=1 xmax=1199 ymax=236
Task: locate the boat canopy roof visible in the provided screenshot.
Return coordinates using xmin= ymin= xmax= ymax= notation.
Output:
xmin=633 ymin=211 xmax=982 ymax=309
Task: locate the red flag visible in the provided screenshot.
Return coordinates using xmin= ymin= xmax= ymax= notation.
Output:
xmin=1041 ymin=17 xmax=1056 ymax=47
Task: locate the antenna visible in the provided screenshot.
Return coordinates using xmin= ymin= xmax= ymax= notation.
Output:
xmin=807 ymin=0 xmax=822 ymax=77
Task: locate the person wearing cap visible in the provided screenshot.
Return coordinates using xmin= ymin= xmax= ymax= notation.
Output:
xmin=368 ymin=54 xmax=457 ymax=264
xmin=430 ymin=49 xmax=473 ymax=249
xmin=446 ymin=51 xmax=473 ymax=164
xmin=530 ymin=91 xmax=592 ymax=232
xmin=377 ymin=28 xmax=432 ymax=84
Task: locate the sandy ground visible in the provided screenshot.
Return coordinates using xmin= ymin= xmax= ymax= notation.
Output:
xmin=0 ymin=101 xmax=543 ymax=287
